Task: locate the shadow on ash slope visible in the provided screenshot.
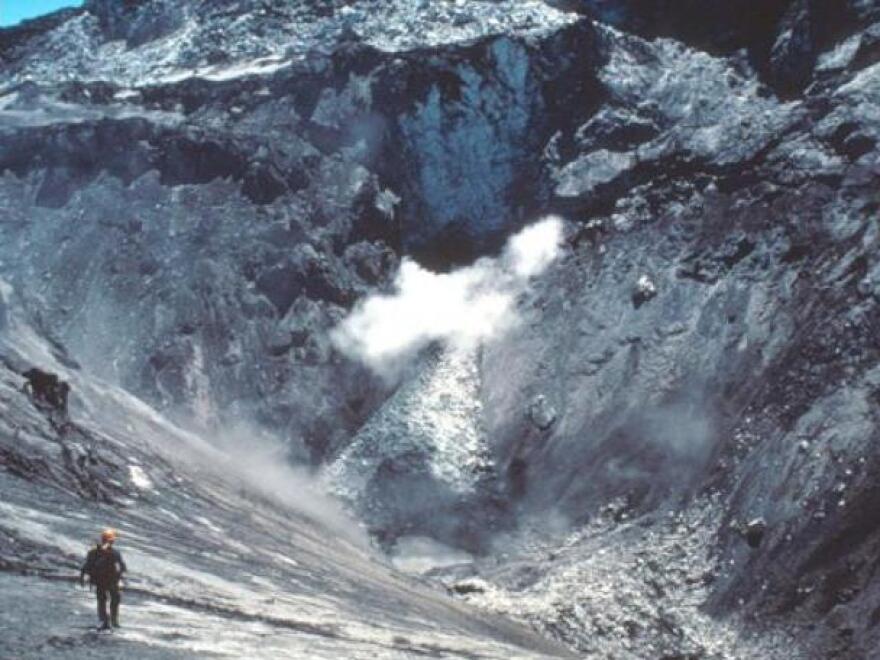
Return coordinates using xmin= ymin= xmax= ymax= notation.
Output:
xmin=0 ymin=290 xmax=570 ymax=658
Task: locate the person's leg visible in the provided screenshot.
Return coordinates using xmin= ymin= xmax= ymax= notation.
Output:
xmin=96 ymin=586 xmax=109 ymax=628
xmin=109 ymin=584 xmax=121 ymax=627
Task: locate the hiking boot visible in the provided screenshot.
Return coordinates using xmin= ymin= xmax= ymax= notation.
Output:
xmin=111 ymin=617 xmax=120 ymax=628
xmin=98 ymin=621 xmax=111 ymax=631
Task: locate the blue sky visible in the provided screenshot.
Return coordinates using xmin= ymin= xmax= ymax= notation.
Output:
xmin=0 ymin=0 xmax=82 ymax=27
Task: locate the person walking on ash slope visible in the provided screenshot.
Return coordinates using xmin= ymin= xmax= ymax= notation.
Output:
xmin=80 ymin=528 xmax=127 ymax=630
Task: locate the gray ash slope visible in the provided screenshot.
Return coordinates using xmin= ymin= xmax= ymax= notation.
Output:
xmin=0 ymin=288 xmax=570 ymax=659
xmin=1 ymin=0 xmax=880 ymax=658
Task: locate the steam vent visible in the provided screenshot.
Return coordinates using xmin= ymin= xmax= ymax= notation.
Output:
xmin=2 ymin=1 xmax=879 ymax=657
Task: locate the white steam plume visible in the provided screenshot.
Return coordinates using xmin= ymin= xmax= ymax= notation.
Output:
xmin=332 ymin=216 xmax=564 ymax=376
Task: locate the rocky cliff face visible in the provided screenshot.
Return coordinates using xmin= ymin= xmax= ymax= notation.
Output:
xmin=1 ymin=1 xmax=879 ymax=658
xmin=0 ymin=0 xmax=600 ymax=460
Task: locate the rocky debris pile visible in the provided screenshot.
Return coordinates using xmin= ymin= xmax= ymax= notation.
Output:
xmin=436 ymin=504 xmax=798 ymax=659
xmin=324 ymin=348 xmax=499 ymax=551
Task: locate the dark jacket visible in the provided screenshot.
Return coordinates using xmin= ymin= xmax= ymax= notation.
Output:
xmin=81 ymin=544 xmax=126 ymax=586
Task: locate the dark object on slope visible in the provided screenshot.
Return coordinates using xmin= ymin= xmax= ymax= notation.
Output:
xmin=21 ymin=367 xmax=70 ymax=416
xmin=80 ymin=529 xmax=126 ymax=629
xmin=744 ymin=518 xmax=768 ymax=549
xmin=632 ymin=275 xmax=658 ymax=308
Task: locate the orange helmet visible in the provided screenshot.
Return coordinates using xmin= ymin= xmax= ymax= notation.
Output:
xmin=101 ymin=528 xmax=118 ymax=543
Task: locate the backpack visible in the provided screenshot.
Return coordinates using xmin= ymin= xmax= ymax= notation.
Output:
xmin=87 ymin=545 xmax=119 ymax=584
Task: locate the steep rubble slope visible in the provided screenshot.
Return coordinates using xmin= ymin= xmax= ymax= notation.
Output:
xmin=466 ymin=20 xmax=880 ymax=660
xmin=331 ymin=6 xmax=880 ymax=658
